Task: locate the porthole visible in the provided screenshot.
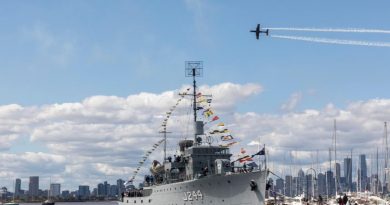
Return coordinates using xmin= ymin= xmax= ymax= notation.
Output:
xmin=141 ymin=200 xmax=143 ymax=203
xmin=134 ymin=200 xmax=136 ymax=203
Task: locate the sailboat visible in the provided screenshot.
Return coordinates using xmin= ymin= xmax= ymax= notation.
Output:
xmin=4 ymin=202 xmax=19 ymax=205
xmin=42 ymin=179 xmax=55 ymax=205
xmin=3 ymin=181 xmax=19 ymax=205
xmin=42 ymin=198 xmax=55 ymax=205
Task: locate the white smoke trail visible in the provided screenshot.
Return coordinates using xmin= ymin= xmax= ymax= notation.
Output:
xmin=266 ymin=27 xmax=390 ymax=34
xmin=271 ymin=34 xmax=390 ymax=47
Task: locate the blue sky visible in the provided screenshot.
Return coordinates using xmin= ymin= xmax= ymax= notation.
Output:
xmin=1 ymin=1 xmax=390 ymax=111
xmin=1 ymin=0 xmax=390 ymax=190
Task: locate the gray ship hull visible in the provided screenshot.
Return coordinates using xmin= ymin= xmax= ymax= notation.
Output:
xmin=119 ymin=170 xmax=267 ymax=205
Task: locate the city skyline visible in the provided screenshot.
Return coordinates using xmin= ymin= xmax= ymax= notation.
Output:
xmin=1 ymin=176 xmax=124 ymax=202
xmin=1 ymin=1 xmax=390 ymax=189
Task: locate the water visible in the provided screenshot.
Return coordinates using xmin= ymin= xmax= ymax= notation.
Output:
xmin=19 ymin=202 xmax=118 ymax=205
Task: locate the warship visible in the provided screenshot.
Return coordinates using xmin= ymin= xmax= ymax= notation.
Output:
xmin=119 ymin=62 xmax=268 ymax=205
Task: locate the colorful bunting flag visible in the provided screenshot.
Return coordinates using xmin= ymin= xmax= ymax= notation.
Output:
xmin=220 ymin=141 xmax=238 ymax=147
xmin=211 ymin=116 xmax=219 ymax=122
xmin=203 ymin=108 xmax=214 ymax=118
xmin=238 ymin=155 xmax=253 ymax=163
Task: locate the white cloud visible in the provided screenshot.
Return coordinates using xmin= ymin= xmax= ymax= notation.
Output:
xmin=1 ymin=83 xmax=390 ymax=189
xmin=0 ymin=82 xmax=261 ymax=189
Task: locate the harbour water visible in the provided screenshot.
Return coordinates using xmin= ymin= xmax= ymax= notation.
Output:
xmin=19 ymin=202 xmax=117 ymax=205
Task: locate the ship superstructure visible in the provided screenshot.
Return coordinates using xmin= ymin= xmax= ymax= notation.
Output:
xmin=119 ymin=62 xmax=268 ymax=205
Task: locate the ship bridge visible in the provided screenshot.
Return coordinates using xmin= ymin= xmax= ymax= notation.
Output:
xmin=184 ymin=145 xmax=232 ymax=180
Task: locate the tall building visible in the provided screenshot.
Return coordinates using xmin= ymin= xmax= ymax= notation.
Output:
xmin=297 ymin=169 xmax=305 ymax=196
xmin=275 ymin=178 xmax=284 ymax=195
xmin=104 ymin=181 xmax=110 ymax=196
xmin=317 ymin=173 xmax=327 ymax=197
xmin=292 ymin=177 xmax=298 ymax=197
xmin=117 ymin=179 xmax=125 ymax=195
xmin=97 ymin=183 xmax=104 ymax=197
xmin=359 ymin=154 xmax=368 ymax=190
xmin=285 ymin=175 xmax=292 ymax=197
xmin=336 ymin=163 xmax=341 ymax=193
xmin=344 ymin=157 xmax=352 ymax=191
xmin=50 ymin=183 xmax=61 ymax=197
xmin=15 ymin=178 xmax=21 ymax=197
xmin=78 ymin=185 xmax=90 ymax=199
xmin=335 ymin=163 xmax=341 ymax=181
xmin=29 ymin=176 xmax=39 ymax=198
xmin=326 ymin=170 xmax=335 ymax=196
xmin=62 ymin=190 xmax=70 ymax=199
xmin=110 ymin=185 xmax=118 ymax=197
xmin=305 ymin=174 xmax=314 ymax=199
xmin=92 ymin=188 xmax=97 ymax=197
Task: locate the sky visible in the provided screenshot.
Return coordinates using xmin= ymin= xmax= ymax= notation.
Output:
xmin=1 ymin=0 xmax=390 ymax=191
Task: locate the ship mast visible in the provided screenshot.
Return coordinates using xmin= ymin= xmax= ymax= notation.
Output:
xmin=185 ymin=61 xmax=203 ymax=143
xmin=192 ymin=68 xmax=197 ymax=123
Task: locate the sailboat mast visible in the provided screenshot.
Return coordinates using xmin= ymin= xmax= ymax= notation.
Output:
xmin=377 ymin=147 xmax=379 ymax=194
xmin=328 ymin=147 xmax=331 ymax=198
xmin=385 ymin=122 xmax=388 ymax=192
xmin=334 ymin=119 xmax=338 ymax=196
xmin=350 ymin=149 xmax=353 ymax=192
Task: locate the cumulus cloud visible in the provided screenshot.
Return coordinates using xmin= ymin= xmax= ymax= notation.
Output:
xmin=1 ymin=83 xmax=390 ymax=189
xmin=197 ymin=83 xmax=263 ymax=111
xmin=0 ymin=82 xmax=261 ymax=189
